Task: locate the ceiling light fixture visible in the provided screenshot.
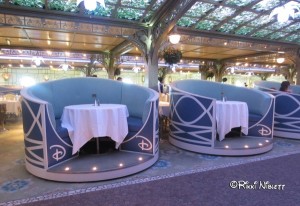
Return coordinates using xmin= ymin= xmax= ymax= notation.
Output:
xmin=168 ymin=26 xmax=181 ymax=44
xmin=132 ymin=56 xmax=141 ymax=73
xmin=276 ymin=57 xmax=285 ymax=63
xmin=132 ymin=63 xmax=141 ymax=73
xmin=6 ymin=39 xmax=11 ymax=45
xmin=32 ymin=56 xmax=45 ymax=66
xmin=59 ymin=59 xmax=72 ymax=71
xmin=2 ymin=72 xmax=10 ymax=81
xmin=77 ymin=0 xmax=105 ymax=11
xmin=269 ymin=1 xmax=300 ymax=23
xmin=61 ymin=63 xmax=71 ymax=71
xmin=170 ymin=64 xmax=179 ymax=72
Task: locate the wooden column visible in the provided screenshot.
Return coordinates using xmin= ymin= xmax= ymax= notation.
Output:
xmin=144 ymin=51 xmax=159 ymax=90
xmin=295 ymin=52 xmax=300 ymax=85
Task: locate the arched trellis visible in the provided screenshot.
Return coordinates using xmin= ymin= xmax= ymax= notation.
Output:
xmin=257 ymin=73 xmax=273 ymax=81
xmin=75 ymin=53 xmax=110 ymax=77
xmin=198 ymin=61 xmax=228 ymax=82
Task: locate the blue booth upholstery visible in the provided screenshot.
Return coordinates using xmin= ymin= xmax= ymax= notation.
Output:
xmin=169 ymin=80 xmax=274 ymax=156
xmin=21 ymin=77 xmax=159 ymax=181
xmin=254 ymin=80 xmax=300 ymax=139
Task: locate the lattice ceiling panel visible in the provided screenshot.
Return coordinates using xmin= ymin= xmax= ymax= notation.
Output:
xmin=2 ymin=0 xmax=300 ymax=45
xmin=178 ymin=0 xmax=300 ymax=44
xmin=0 ymin=0 xmax=299 ymax=69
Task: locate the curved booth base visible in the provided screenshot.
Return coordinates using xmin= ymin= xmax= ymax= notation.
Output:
xmin=21 ymin=78 xmax=159 ymax=182
xmin=254 ymin=81 xmax=300 ymax=140
xmin=169 ymin=136 xmax=273 ymax=156
xmin=25 ymin=151 xmax=159 ymax=182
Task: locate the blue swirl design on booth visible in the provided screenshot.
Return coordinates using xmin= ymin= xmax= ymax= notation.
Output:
xmin=121 ymin=100 xmax=159 ymax=155
xmin=247 ymin=99 xmax=274 ymax=139
xmin=255 ymin=82 xmax=300 ymax=139
xmin=274 ymin=93 xmax=300 ymax=137
xmin=170 ymin=91 xmax=215 ymax=147
xmin=22 ymin=99 xmax=45 ymax=169
xmin=21 ymin=98 xmax=73 ymax=169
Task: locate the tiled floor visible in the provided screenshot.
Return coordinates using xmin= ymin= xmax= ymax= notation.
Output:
xmin=1 ymin=119 xmax=300 ymax=205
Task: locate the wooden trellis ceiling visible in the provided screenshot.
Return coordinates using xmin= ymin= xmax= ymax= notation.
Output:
xmin=0 ymin=0 xmax=299 ymax=69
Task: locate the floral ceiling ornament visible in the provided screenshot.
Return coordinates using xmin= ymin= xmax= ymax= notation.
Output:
xmin=132 ymin=63 xmax=141 ymax=73
xmin=132 ymin=56 xmax=141 ymax=73
xmin=2 ymin=72 xmax=10 ymax=81
xmin=162 ymin=47 xmax=182 ymax=65
xmin=269 ymin=1 xmax=300 ymax=23
xmin=277 ymin=57 xmax=285 ymax=63
xmin=59 ymin=59 xmax=72 ymax=71
xmin=77 ymin=0 xmax=105 ymax=11
xmin=1 ymin=66 xmax=10 ymax=81
xmin=170 ymin=64 xmax=179 ymax=73
xmin=32 ymin=56 xmax=44 ymax=66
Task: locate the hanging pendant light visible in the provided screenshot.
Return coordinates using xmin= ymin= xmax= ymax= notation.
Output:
xmin=59 ymin=59 xmax=72 ymax=71
xmin=77 ymin=0 xmax=105 ymax=11
xmin=269 ymin=1 xmax=300 ymax=23
xmin=132 ymin=56 xmax=141 ymax=73
xmin=32 ymin=57 xmax=44 ymax=66
xmin=168 ymin=26 xmax=181 ymax=44
xmin=276 ymin=57 xmax=285 ymax=64
xmin=132 ymin=63 xmax=141 ymax=73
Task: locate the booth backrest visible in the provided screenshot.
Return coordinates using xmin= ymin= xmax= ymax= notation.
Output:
xmin=171 ymin=80 xmax=271 ymax=116
xmin=254 ymin=80 xmax=300 ymax=94
xmin=121 ymin=83 xmax=154 ymax=123
xmin=254 ymin=81 xmax=281 ymax=90
xmin=291 ymin=85 xmax=300 ymax=94
xmin=26 ymin=77 xmax=153 ymax=124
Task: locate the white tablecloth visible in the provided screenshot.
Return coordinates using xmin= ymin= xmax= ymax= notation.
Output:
xmin=159 ymin=101 xmax=170 ymax=117
xmin=61 ymin=104 xmax=129 ymax=155
xmin=0 ymin=100 xmax=21 ymax=116
xmin=216 ymin=101 xmax=249 ymax=141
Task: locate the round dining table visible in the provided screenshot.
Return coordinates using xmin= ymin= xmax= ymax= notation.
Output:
xmin=216 ymin=100 xmax=249 ymax=141
xmin=61 ymin=104 xmax=129 ymax=155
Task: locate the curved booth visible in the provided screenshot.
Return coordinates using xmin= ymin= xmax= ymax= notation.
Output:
xmin=21 ymin=77 xmax=159 ymax=182
xmin=169 ymin=80 xmax=274 ymax=156
xmin=254 ymin=81 xmax=300 ymax=139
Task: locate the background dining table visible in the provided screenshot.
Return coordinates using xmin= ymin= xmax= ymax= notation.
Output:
xmin=0 ymin=98 xmax=21 ymax=116
xmin=159 ymin=101 xmax=170 ymax=117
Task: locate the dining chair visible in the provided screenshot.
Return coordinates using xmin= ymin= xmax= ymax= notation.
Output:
xmin=4 ymin=93 xmax=16 ymax=101
xmin=0 ymin=103 xmax=7 ymax=132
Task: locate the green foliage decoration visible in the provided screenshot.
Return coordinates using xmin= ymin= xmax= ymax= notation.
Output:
xmin=162 ymin=47 xmax=182 ymax=65
xmin=10 ymin=0 xmax=44 ymax=8
xmin=48 ymin=0 xmax=78 ymax=12
xmin=87 ymin=5 xmax=113 ymax=17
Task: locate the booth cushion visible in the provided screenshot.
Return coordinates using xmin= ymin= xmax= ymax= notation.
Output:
xmin=121 ymin=83 xmax=151 ymax=121
xmin=55 ymin=119 xmax=71 ymax=143
xmin=127 ymin=116 xmax=143 ymax=132
xmin=249 ymin=113 xmax=263 ymax=123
